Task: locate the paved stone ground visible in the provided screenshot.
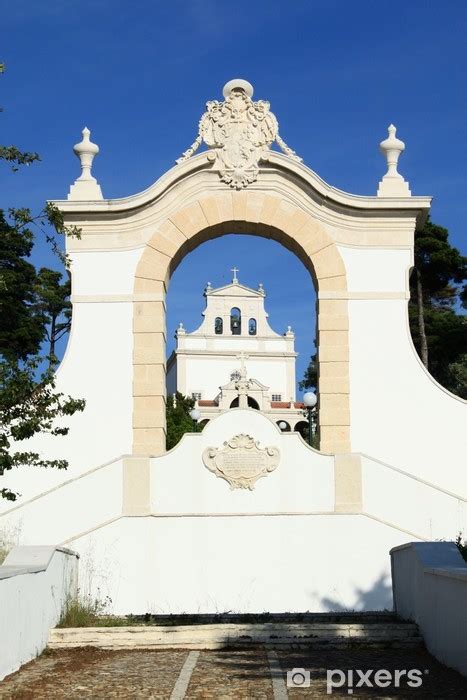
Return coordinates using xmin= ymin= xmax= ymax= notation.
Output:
xmin=1 ymin=646 xmax=467 ymax=699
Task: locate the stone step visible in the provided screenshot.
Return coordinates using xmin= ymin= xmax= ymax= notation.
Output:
xmin=48 ymin=621 xmax=423 ymax=651
xmin=116 ymin=611 xmax=402 ymax=626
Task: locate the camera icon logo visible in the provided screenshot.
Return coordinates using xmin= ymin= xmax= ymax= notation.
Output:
xmin=287 ymin=667 xmax=311 ymax=688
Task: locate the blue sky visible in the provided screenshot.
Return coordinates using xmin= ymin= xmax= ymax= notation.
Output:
xmin=1 ymin=1 xmax=466 ymax=392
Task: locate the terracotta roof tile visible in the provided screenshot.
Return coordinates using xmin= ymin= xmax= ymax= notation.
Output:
xmin=271 ymin=401 xmax=304 ymax=409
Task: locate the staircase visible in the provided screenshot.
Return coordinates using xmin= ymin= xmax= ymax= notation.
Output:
xmin=48 ymin=612 xmax=422 ymax=650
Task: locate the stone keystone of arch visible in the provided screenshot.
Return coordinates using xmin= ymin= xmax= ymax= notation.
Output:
xmin=177 ymin=79 xmax=302 ymax=189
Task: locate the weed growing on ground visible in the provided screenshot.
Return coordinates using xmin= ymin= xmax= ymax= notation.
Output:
xmin=58 ymin=591 xmax=111 ymax=627
xmin=0 ymin=523 xmax=21 ymax=564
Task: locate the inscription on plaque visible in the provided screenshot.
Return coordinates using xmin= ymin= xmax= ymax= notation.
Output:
xmin=202 ymin=434 xmax=280 ymax=490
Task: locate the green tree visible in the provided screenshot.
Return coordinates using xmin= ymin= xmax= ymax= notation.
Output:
xmin=34 ymin=268 xmax=72 ymax=364
xmin=0 ymin=210 xmax=46 ymax=360
xmin=0 ymin=359 xmax=85 ymax=500
xmin=166 ymin=392 xmax=198 ymax=450
xmin=298 ymin=349 xmax=317 ymax=392
xmin=409 ymin=218 xmax=466 ymax=396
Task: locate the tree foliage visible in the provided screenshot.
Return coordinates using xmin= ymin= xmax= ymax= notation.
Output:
xmin=298 ymin=343 xmax=317 ymax=392
xmin=166 ymin=392 xmax=197 ymax=450
xmin=409 ymin=218 xmax=466 ymax=397
xmin=0 ymin=359 xmax=85 ymax=500
xmin=35 ymin=268 xmax=72 ymax=363
xmin=0 ymin=210 xmax=45 ymax=360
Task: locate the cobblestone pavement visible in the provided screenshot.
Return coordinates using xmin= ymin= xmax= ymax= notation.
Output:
xmin=1 ymin=646 xmax=467 ymax=699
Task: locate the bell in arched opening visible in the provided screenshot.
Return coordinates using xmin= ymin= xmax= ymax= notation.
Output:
xmin=230 ymin=307 xmax=241 ymax=335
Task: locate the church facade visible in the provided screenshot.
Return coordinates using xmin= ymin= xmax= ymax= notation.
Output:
xmin=166 ymin=270 xmax=308 ymax=432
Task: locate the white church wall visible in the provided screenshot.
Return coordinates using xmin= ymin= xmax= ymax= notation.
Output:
xmin=203 ymin=338 xmax=260 ymax=351
xmin=264 ymin=339 xmax=288 ymax=352
xmin=183 ymin=337 xmax=207 ymax=350
xmin=182 ymin=357 xmax=290 ymax=400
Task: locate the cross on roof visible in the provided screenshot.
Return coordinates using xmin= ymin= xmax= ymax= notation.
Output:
xmin=231 ymin=266 xmax=239 ymax=283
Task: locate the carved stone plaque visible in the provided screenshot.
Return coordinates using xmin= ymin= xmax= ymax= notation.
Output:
xmin=202 ymin=434 xmax=280 ymax=490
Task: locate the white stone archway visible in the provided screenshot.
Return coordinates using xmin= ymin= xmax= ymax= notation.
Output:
xmin=47 ymin=79 xmax=467 ymax=495
xmin=53 ymin=82 xmax=451 ymax=474
xmin=1 ymin=80 xmax=465 ymax=615
xmin=133 ymin=188 xmax=351 ymax=455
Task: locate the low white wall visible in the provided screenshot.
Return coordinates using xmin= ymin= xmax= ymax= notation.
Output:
xmin=391 ymin=542 xmax=467 ymax=677
xmin=70 ymin=513 xmax=405 ymax=615
xmin=0 ymin=545 xmax=79 ymax=680
xmin=0 ymin=407 xmax=464 ymax=615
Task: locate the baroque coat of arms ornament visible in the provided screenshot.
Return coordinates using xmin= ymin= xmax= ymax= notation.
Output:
xmin=202 ymin=433 xmax=280 ymax=490
xmin=177 ymin=79 xmax=302 ymax=189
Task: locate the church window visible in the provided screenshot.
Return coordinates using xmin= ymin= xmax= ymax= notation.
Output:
xmin=248 ymin=318 xmax=257 ymax=335
xmin=230 ymin=307 xmax=241 ymax=335
xmin=272 ymin=394 xmax=282 ymax=401
xmin=214 ymin=317 xmax=223 ymax=334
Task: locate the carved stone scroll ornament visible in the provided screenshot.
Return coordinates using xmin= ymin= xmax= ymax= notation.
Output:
xmin=177 ymin=79 xmax=302 ymax=189
xmin=202 ymin=433 xmax=280 ymax=490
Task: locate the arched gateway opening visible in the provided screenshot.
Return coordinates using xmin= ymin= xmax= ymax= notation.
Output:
xmin=133 ymin=193 xmax=350 ymax=456
xmin=165 ymin=233 xmax=316 ymax=437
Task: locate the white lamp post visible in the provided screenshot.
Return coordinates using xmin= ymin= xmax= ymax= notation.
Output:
xmin=303 ymin=391 xmax=317 ymax=446
xmin=189 ymin=408 xmax=201 ymax=431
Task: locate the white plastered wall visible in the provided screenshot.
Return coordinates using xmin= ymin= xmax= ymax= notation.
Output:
xmin=181 ymin=355 xmax=289 ymax=399
xmin=0 ymin=408 xmax=464 ymax=614
xmin=0 ymin=249 xmax=139 ymax=509
xmin=339 ymin=244 xmax=467 ymax=494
